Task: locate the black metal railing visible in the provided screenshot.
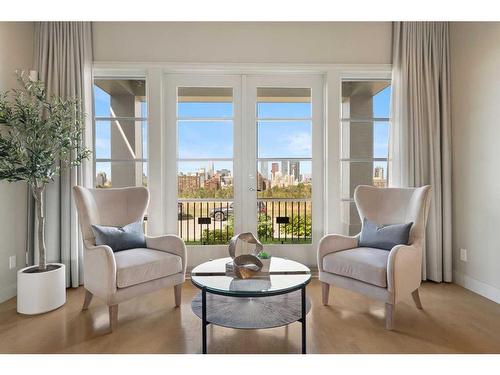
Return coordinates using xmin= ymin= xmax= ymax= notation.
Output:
xmin=258 ymin=199 xmax=312 ymax=244
xmin=177 ymin=199 xmax=311 ymax=245
xmin=178 ymin=200 xmax=233 ymax=245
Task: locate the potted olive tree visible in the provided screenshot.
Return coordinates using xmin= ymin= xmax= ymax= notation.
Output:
xmin=0 ymin=72 xmax=91 ymax=314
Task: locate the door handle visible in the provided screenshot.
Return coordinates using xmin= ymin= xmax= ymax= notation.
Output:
xmin=248 ymin=187 xmax=262 ymax=192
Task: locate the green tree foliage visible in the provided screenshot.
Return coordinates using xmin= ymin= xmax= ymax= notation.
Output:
xmin=258 ymin=183 xmax=311 ymax=199
xmin=179 ymin=183 xmax=311 ymax=200
xmin=0 ymin=72 xmax=91 ymax=270
xmin=281 ymin=214 xmax=312 ymax=238
xmin=179 ymin=186 xmax=233 ymax=199
xmin=257 ymin=214 xmax=273 ymax=239
xmin=201 ymin=215 xmax=234 ymax=244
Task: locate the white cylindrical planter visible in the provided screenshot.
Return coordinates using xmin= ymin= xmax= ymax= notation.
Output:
xmin=17 ymin=263 xmax=66 ymax=315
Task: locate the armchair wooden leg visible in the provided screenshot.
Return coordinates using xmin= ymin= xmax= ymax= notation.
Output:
xmin=82 ymin=289 xmax=93 ymax=311
xmin=321 ymin=282 xmax=330 ymax=305
xmin=174 ymin=284 xmax=182 ymax=307
xmin=109 ymin=305 xmax=118 ymax=332
xmin=385 ymin=303 xmax=394 ymax=330
xmin=412 ymin=289 xmax=423 ymax=309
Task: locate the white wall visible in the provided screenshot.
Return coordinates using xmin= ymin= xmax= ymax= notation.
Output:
xmin=93 ymin=22 xmax=392 ymax=64
xmin=0 ymin=22 xmax=34 ymax=303
xmin=450 ymin=22 xmax=500 ymax=303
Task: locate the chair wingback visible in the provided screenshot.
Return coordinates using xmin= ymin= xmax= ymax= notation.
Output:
xmin=354 ymin=185 xmax=432 ymax=246
xmin=73 ymin=186 xmax=149 ymax=246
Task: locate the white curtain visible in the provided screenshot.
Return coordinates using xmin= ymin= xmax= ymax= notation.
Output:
xmin=389 ymin=22 xmax=452 ymax=282
xmin=30 ymin=22 xmax=93 ymax=287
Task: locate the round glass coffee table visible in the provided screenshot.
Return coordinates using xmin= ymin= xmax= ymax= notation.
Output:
xmin=190 ymin=257 xmax=311 ymax=354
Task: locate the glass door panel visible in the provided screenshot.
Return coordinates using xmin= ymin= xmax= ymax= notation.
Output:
xmin=176 ymin=84 xmax=236 ymax=245
xmin=254 ymin=87 xmax=313 ymax=244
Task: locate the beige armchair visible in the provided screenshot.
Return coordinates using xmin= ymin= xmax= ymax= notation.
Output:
xmin=318 ymin=185 xmax=431 ymax=329
xmin=73 ymin=186 xmax=187 ymax=331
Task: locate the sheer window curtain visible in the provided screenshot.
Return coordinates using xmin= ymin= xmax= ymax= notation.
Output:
xmin=389 ymin=22 xmax=452 ymax=282
xmin=27 ymin=22 xmax=93 ymax=287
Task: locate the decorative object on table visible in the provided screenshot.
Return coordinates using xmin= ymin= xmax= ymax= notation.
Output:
xmin=233 ymin=254 xmax=263 ymax=279
xmin=228 ymin=232 xmax=263 ymax=258
xmin=257 ymin=251 xmax=272 ymax=273
xmin=0 ymin=71 xmax=91 ymax=314
xmin=226 ymin=232 xmax=264 ymax=277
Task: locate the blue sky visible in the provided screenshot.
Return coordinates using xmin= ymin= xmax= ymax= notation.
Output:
xmin=94 ymin=86 xmax=147 ymax=179
xmin=372 ymin=85 xmax=391 ymax=174
xmin=94 ymin=84 xmax=391 ymax=182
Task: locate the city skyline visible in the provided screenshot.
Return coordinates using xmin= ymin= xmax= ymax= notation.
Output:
xmin=177 ymin=158 xmax=313 ymax=197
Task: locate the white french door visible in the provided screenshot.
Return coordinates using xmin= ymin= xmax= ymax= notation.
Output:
xmin=164 ymin=74 xmax=243 ymax=251
xmin=243 ymin=75 xmax=324 ymax=264
xmin=165 ymin=73 xmax=324 ymax=265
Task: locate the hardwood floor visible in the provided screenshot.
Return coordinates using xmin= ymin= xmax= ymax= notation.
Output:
xmin=0 ymin=279 xmax=499 ymax=354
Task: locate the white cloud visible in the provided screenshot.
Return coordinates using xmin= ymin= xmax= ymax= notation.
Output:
xmin=286 ymin=132 xmax=312 ymax=156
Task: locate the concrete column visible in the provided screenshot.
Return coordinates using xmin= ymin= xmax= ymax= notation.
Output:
xmin=110 ymin=93 xmax=142 ymax=187
xmin=345 ymin=94 xmax=374 ymax=235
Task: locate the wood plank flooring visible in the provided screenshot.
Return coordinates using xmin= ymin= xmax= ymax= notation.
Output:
xmin=0 ymin=279 xmax=499 ymax=354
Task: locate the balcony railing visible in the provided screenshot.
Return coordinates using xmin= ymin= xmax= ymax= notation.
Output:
xmin=257 ymin=199 xmax=312 ymax=244
xmin=177 ymin=199 xmax=312 ymax=245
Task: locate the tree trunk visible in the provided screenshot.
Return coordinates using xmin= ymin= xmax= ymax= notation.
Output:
xmin=35 ymin=187 xmax=47 ymax=271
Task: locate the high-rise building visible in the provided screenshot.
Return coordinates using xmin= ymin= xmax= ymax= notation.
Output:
xmin=271 ymin=162 xmax=279 ymax=176
xmin=257 ymin=172 xmax=266 ymax=191
xmin=204 ymin=174 xmax=220 ymax=190
xmin=290 ymin=161 xmax=300 ymax=182
xmin=198 ymin=167 xmax=206 ymax=185
xmin=96 ymin=171 xmax=108 ymax=187
xmin=260 ymin=161 xmax=269 ymax=180
xmin=373 ymin=166 xmax=386 ymax=188
xmin=207 ymin=161 xmax=215 ymax=178
xmin=374 ymin=166 xmax=385 ymax=179
xmin=281 ymin=161 xmax=289 ymax=176
xmin=221 ymin=175 xmax=233 ymax=187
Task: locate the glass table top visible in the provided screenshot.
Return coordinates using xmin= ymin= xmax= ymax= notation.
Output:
xmin=191 ymin=257 xmax=311 ymax=297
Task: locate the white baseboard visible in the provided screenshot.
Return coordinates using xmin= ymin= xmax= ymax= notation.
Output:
xmin=0 ymin=283 xmax=16 ymax=304
xmin=453 ymin=271 xmax=500 ymax=304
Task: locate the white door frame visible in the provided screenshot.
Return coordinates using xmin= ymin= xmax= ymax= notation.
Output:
xmin=164 ymin=74 xmax=243 ymax=265
xmin=163 ymin=73 xmax=324 ymax=267
xmin=244 ymin=74 xmax=325 ymax=266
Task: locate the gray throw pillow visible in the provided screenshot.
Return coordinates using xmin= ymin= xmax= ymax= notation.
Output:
xmin=359 ymin=218 xmax=413 ymax=250
xmin=91 ymin=221 xmax=146 ymax=252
